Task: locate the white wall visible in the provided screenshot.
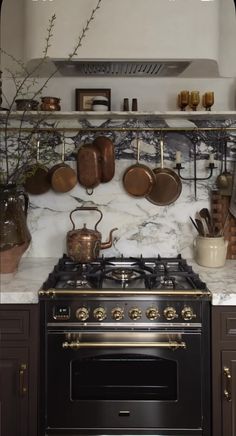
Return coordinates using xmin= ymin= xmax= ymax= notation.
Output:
xmin=1 ymin=0 xmax=236 ymax=111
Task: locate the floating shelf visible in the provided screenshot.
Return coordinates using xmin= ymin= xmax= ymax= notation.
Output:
xmin=1 ymin=110 xmax=236 ymax=121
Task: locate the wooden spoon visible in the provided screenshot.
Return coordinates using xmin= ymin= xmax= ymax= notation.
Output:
xmin=199 ymin=208 xmax=214 ymax=236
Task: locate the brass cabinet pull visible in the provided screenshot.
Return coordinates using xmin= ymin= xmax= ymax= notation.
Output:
xmin=19 ymin=363 xmax=27 ymax=396
xmin=62 ymin=341 xmax=186 ymax=350
xmin=223 ymin=366 xmax=232 ymax=402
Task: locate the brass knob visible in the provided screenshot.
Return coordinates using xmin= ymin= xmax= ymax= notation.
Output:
xmin=181 ymin=306 xmax=196 ymax=321
xmin=146 ymin=307 xmax=160 ymax=320
xmin=93 ymin=307 xmax=106 ymax=321
xmin=163 ymin=306 xmax=178 ymax=321
xmin=111 ymin=307 xmax=124 ymax=321
xmin=75 ymin=307 xmax=89 ymax=322
xmin=129 ymin=308 xmax=142 ymax=321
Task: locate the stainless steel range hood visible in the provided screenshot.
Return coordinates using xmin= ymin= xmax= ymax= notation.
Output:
xmin=23 ymin=0 xmax=236 ymax=78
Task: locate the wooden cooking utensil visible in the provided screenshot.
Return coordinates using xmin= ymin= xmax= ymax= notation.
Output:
xmin=199 ymin=208 xmax=214 ymax=236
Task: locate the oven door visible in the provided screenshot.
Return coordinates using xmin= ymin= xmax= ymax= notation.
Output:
xmin=45 ymin=331 xmax=202 ymax=433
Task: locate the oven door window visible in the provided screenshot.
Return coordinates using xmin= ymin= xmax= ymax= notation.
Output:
xmin=71 ymin=353 xmax=177 ymax=401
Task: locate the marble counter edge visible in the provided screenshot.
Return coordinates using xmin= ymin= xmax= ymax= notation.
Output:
xmin=0 ymin=257 xmax=236 ymax=306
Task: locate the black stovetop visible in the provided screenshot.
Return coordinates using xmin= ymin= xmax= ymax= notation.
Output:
xmin=42 ymin=254 xmax=207 ymax=291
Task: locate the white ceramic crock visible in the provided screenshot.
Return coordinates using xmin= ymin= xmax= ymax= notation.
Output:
xmin=193 ymin=236 xmax=228 ymax=268
xmin=92 ymin=96 xmax=109 ymax=111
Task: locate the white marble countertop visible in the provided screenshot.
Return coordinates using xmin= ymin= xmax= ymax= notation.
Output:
xmin=0 ymin=257 xmax=235 ymax=305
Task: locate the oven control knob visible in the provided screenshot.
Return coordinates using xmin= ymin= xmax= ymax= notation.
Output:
xmin=129 ymin=308 xmax=142 ymax=321
xmin=111 ymin=307 xmax=124 ymax=321
xmin=181 ymin=306 xmax=197 ymax=321
xmin=164 ymin=306 xmax=178 ymax=321
xmin=93 ymin=307 xmax=107 ymax=321
xmin=75 ymin=307 xmax=89 ymax=322
xmin=146 ymin=307 xmax=160 ymax=320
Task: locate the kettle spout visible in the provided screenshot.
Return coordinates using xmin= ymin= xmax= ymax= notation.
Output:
xmin=100 ymin=228 xmax=118 ymax=250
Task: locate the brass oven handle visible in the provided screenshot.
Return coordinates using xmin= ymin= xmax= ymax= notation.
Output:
xmin=19 ymin=363 xmax=27 ymax=396
xmin=223 ymin=366 xmax=232 ymax=402
xmin=62 ymin=341 xmax=186 ymax=350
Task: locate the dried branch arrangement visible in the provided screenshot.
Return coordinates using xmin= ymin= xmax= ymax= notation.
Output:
xmin=0 ymin=0 xmax=102 ymax=185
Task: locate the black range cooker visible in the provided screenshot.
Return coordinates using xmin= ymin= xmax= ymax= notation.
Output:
xmin=39 ymin=254 xmax=212 ymax=436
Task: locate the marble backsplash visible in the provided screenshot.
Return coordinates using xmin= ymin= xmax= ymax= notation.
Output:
xmin=1 ymin=114 xmax=236 ymax=259
xmin=19 ymin=116 xmax=236 ymax=259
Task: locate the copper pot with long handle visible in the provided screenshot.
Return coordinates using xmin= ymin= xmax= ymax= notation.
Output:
xmin=66 ymin=207 xmax=118 ymax=262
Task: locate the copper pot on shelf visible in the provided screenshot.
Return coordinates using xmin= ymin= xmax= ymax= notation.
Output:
xmin=66 ymin=207 xmax=118 ymax=263
xmin=40 ymin=96 xmax=61 ymax=111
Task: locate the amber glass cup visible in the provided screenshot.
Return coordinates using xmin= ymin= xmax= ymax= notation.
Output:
xmin=202 ymin=92 xmax=214 ymax=111
xmin=189 ymin=91 xmax=200 ymax=111
xmin=177 ymin=90 xmax=189 ymax=111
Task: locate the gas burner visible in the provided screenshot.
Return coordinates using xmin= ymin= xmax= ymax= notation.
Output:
xmin=105 ymin=268 xmax=143 ymax=282
xmin=42 ymin=254 xmax=208 ymax=292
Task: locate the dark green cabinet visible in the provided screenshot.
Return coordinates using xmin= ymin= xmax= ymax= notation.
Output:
xmin=0 ymin=305 xmax=38 ymax=436
xmin=212 ymin=306 xmax=236 ymax=436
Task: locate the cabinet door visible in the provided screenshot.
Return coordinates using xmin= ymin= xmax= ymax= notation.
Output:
xmin=222 ymin=351 xmax=236 ymax=436
xmin=0 ymin=347 xmax=29 ymax=436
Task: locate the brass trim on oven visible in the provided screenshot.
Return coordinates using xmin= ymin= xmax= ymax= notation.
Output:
xmin=39 ymin=289 xmax=211 ymax=297
xmin=62 ymin=340 xmax=187 ymax=349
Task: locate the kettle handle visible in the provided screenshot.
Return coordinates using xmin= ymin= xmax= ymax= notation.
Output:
xmin=69 ymin=207 xmax=103 ymax=231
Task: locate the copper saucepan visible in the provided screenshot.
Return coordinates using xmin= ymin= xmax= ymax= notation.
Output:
xmin=123 ymin=136 xmax=155 ymax=197
xmin=146 ymin=139 xmax=182 ymax=206
xmin=93 ymin=136 xmax=115 ymax=183
xmin=77 ymin=143 xmax=102 ymax=195
xmin=24 ymin=139 xmax=51 ymax=195
xmin=49 ymin=136 xmax=77 ymax=193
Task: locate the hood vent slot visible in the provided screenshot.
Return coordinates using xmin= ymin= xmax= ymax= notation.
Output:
xmin=54 ymin=60 xmax=190 ymax=77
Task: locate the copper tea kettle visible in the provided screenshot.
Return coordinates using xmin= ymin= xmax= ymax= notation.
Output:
xmin=66 ymin=207 xmax=118 ymax=262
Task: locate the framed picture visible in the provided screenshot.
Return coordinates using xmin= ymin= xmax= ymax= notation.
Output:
xmin=75 ymin=88 xmax=111 ymax=111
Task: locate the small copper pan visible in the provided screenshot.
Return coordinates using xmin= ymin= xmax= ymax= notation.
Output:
xmin=146 ymin=139 xmax=182 ymax=206
xmin=24 ymin=140 xmax=51 ymax=195
xmin=123 ymin=137 xmax=155 ymax=197
xmin=49 ymin=137 xmax=77 ymax=193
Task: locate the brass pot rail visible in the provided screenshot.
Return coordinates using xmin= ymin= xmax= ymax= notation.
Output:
xmin=1 ymin=127 xmax=236 ymax=132
xmin=62 ymin=340 xmax=187 ymax=350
